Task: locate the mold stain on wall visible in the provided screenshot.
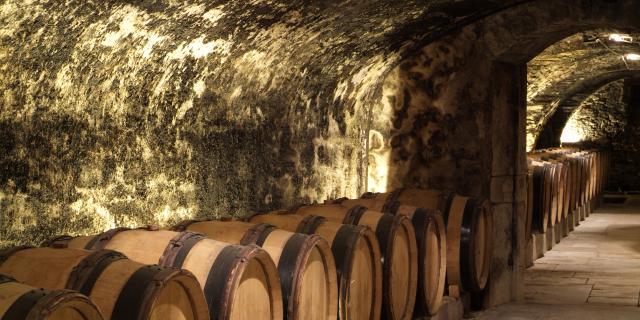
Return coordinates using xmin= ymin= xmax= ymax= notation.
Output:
xmin=0 ymin=0 xmax=386 ymax=246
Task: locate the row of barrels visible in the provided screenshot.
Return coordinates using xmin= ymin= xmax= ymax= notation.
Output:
xmin=0 ymin=189 xmax=492 ymax=320
xmin=526 ymin=148 xmax=609 ymax=238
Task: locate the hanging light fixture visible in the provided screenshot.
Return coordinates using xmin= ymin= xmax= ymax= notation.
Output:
xmin=625 ymin=53 xmax=640 ymax=61
xmin=608 ymin=33 xmax=634 ymax=43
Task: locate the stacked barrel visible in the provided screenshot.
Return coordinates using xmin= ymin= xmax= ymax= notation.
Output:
xmin=0 ymin=188 xmax=492 ymax=320
xmin=527 ymin=148 xmax=610 ymax=260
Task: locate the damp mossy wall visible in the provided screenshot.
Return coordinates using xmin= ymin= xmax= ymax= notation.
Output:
xmin=0 ymin=0 xmax=523 ymax=246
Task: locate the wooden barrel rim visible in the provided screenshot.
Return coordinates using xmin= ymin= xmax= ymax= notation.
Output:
xmin=295 ymin=215 xmax=327 ymax=235
xmin=461 ymin=199 xmax=491 ymax=292
xmin=112 ymin=265 xmax=185 ymax=319
xmin=276 ymin=233 xmax=336 ymax=319
xmin=203 ymin=244 xmax=280 ymax=320
xmin=330 ymin=224 xmax=382 ymax=320
xmin=364 ymin=213 xmax=417 ymax=320
xmin=4 ymin=288 xmax=51 ymax=319
xmin=343 ymin=206 xmax=369 ymax=226
xmin=0 ymin=276 xmax=103 ymax=320
xmin=66 ymin=250 xmax=128 ymax=294
xmin=240 ymin=223 xmax=277 ymax=246
xmin=28 ymin=289 xmax=103 ymax=320
xmin=411 ymin=208 xmax=446 ymax=316
xmin=158 ymin=231 xmax=206 ymax=268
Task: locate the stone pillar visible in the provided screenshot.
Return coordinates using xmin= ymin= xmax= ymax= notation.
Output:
xmin=487 ymin=62 xmax=527 ymax=306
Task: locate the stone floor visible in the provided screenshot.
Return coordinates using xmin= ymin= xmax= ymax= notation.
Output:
xmin=472 ymin=197 xmax=640 ymax=319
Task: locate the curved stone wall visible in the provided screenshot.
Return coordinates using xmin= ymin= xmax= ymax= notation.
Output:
xmin=0 ymin=0 xmax=524 ymax=246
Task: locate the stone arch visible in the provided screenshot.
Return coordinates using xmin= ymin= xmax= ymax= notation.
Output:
xmin=537 ymin=70 xmax=640 ymax=148
xmin=371 ymin=0 xmax=640 ymax=307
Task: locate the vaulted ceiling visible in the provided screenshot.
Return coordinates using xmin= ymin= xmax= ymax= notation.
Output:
xmin=527 ymin=30 xmax=640 ymax=150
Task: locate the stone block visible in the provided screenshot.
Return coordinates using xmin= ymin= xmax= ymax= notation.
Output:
xmin=490 ymin=175 xmax=514 ymax=203
xmin=554 ymin=223 xmax=562 ymax=244
xmin=567 ymin=212 xmax=575 ymax=232
xmin=545 ymin=227 xmax=554 ymax=251
xmin=421 ymin=296 xmax=463 ymax=320
xmin=562 ymin=217 xmax=569 ymax=237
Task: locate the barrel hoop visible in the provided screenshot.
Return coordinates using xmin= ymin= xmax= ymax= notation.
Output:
xmin=66 ymin=250 xmax=127 ymax=295
xmin=241 ymin=223 xmax=277 ymax=246
xmin=343 ymin=205 xmax=368 ymax=225
xmin=0 ymin=246 xmax=33 ymax=265
xmin=287 ymin=204 xmax=306 ymax=215
xmin=381 ymin=200 xmax=400 ymax=215
xmin=85 ymin=227 xmax=131 ymax=250
xmin=159 ymin=231 xmax=206 ymax=269
xmin=440 ymin=193 xmax=455 ymax=223
xmin=278 ymin=233 xmax=311 ymax=318
xmin=111 ymin=265 xmax=168 ymax=320
xmin=329 ymin=197 xmax=349 ymax=204
xmin=459 ymin=198 xmax=480 ymax=292
xmin=329 ymin=225 xmax=360 ymax=300
xmin=203 ymin=244 xmax=250 ymax=320
xmin=40 ymin=235 xmax=74 ymax=249
xmin=2 ymin=289 xmax=49 ymax=320
xmin=385 ymin=189 xmax=405 ymax=210
xmin=295 ymin=215 xmax=327 ymax=235
xmin=0 ymin=274 xmax=15 ymax=285
xmin=171 ymin=219 xmax=200 ymax=232
xmin=374 ymin=214 xmax=397 ymax=266
xmin=531 ymin=166 xmax=547 ymax=233
xmin=31 ymin=290 xmax=94 ymax=320
xmin=360 ymin=192 xmax=376 ymax=199
xmin=410 ymin=208 xmax=436 ymax=316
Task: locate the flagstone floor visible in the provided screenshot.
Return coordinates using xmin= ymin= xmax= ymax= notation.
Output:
xmin=472 ymin=197 xmax=640 ymax=319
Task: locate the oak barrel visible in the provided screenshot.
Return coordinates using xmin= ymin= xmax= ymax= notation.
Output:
xmin=0 ymin=274 xmax=103 ymax=320
xmin=173 ymin=220 xmax=338 ymax=320
xmin=529 ymin=161 xmax=551 ymax=233
xmin=246 ymin=213 xmax=382 ymax=320
xmin=361 ymin=189 xmax=492 ymax=293
xmin=329 ymin=199 xmax=447 ymax=316
xmin=0 ymin=247 xmax=208 ymax=320
xmin=525 ymin=165 xmax=534 ymax=240
xmin=291 ymin=205 xmax=418 ymax=320
xmin=45 ymin=228 xmax=283 ymax=320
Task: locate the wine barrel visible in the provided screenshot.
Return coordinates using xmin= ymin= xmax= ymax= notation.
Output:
xmin=525 ymin=165 xmax=534 ymax=240
xmin=45 ymin=227 xmax=283 ymax=320
xmin=0 ymin=274 xmax=103 ymax=320
xmin=529 ymin=161 xmax=550 ymax=233
xmin=329 ymin=199 xmax=446 ymax=316
xmin=291 ymin=205 xmax=418 ymax=320
xmin=529 ymin=158 xmax=559 ymax=226
xmin=246 ymin=213 xmax=382 ymax=320
xmin=361 ymin=189 xmax=492 ymax=293
xmin=0 ymin=247 xmax=208 ymax=320
xmin=538 ymin=150 xmax=568 ymax=217
xmin=173 ymin=220 xmax=338 ymax=320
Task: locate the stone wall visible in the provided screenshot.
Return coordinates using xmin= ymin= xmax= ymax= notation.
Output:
xmin=0 ymin=0 xmax=527 ymax=246
xmin=562 ymin=81 xmax=626 ymax=146
xmin=563 ymin=80 xmax=640 ymax=191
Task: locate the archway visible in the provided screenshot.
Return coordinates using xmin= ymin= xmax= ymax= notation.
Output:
xmin=370 ymin=0 xmax=640 ymax=307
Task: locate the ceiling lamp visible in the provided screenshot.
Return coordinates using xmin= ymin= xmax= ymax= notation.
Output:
xmin=609 ymin=33 xmax=634 ymax=43
xmin=625 ymin=53 xmax=640 ymax=61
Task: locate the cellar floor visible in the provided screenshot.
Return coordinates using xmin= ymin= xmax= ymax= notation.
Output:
xmin=473 ymin=197 xmax=640 ymax=319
